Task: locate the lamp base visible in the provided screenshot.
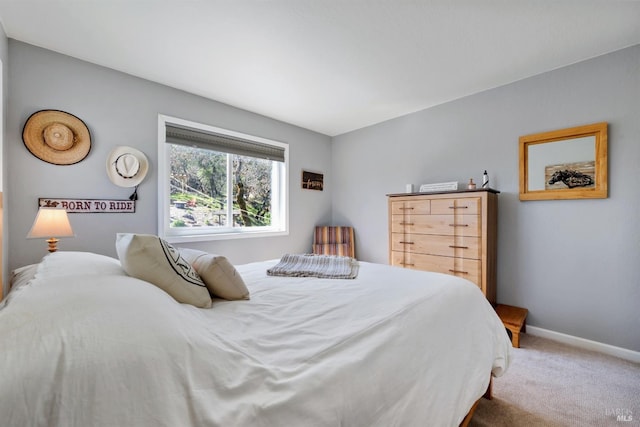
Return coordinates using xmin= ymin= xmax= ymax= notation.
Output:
xmin=46 ymin=237 xmax=59 ymax=252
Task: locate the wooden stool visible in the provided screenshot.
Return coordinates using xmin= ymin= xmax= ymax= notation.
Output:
xmin=495 ymin=304 xmax=528 ymax=348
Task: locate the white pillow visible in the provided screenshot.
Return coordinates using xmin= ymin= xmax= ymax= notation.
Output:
xmin=10 ymin=264 xmax=38 ymax=290
xmin=37 ymin=251 xmax=126 ymax=278
xmin=115 ymin=234 xmax=212 ymax=308
xmin=178 ymin=248 xmax=250 ymax=301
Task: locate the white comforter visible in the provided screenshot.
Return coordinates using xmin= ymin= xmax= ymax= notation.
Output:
xmin=0 ymin=252 xmax=510 ymax=427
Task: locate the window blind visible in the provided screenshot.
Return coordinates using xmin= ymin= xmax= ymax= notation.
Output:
xmin=166 ymin=123 xmax=285 ymax=162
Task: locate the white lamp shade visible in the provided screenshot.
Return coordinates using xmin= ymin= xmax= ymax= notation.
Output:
xmin=27 ymin=208 xmax=74 ymax=239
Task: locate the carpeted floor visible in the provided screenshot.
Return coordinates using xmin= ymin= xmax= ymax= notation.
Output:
xmin=470 ymin=334 xmax=640 ymax=426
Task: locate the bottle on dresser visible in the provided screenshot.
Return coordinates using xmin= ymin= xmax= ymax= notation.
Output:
xmin=482 ymin=170 xmax=489 ymax=188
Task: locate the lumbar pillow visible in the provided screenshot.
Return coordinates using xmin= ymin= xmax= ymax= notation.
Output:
xmin=178 ymin=248 xmax=250 ymax=301
xmin=115 ymin=233 xmax=212 ymax=308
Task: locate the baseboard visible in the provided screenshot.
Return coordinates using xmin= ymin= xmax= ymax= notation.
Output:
xmin=526 ymin=326 xmax=640 ymax=364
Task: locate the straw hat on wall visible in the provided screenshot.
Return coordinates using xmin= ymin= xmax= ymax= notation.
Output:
xmin=22 ymin=110 xmax=92 ymax=165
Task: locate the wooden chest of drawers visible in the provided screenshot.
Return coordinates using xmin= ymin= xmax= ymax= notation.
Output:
xmin=388 ymin=189 xmax=498 ymax=304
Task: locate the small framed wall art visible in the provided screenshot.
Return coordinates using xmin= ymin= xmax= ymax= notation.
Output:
xmin=519 ymin=122 xmax=608 ymax=201
xmin=302 ymin=170 xmax=324 ymax=191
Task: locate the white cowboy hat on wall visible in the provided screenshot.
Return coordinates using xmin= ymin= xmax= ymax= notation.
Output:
xmin=106 ymin=146 xmax=149 ymax=200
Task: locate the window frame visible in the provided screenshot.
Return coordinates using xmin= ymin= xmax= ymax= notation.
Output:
xmin=158 ymin=114 xmax=289 ymax=243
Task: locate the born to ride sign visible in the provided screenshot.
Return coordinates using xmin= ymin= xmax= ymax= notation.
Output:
xmin=38 ymin=198 xmax=136 ymax=213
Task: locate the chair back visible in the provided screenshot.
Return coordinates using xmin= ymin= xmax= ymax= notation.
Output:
xmin=313 ymin=226 xmax=355 ymax=258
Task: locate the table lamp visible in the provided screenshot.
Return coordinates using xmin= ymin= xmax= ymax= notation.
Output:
xmin=27 ymin=207 xmax=74 ymax=252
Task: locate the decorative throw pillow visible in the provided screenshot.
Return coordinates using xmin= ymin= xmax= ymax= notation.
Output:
xmin=115 ymin=233 xmax=212 ymax=308
xmin=178 ymin=248 xmax=250 ymax=301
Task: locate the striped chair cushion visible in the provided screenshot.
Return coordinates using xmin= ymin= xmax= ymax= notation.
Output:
xmin=313 ymin=243 xmax=352 ymax=257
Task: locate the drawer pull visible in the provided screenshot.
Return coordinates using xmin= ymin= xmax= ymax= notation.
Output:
xmin=449 ymin=269 xmax=468 ymax=275
xmin=448 ymin=206 xmax=468 ymax=209
xmin=399 ymin=207 xmax=414 ymax=210
xmin=449 ymin=224 xmax=469 ymax=227
xmin=399 ymin=241 xmax=414 ymax=245
xmin=400 ymin=222 xmax=415 ymax=226
xmin=401 ymin=263 xmax=415 ymax=267
xmin=448 ymin=245 xmax=468 ymax=249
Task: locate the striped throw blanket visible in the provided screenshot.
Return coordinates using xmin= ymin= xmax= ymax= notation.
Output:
xmin=267 ymin=254 xmax=359 ymax=279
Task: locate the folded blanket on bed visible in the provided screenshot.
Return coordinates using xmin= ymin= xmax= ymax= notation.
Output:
xmin=267 ymin=254 xmax=359 ymax=279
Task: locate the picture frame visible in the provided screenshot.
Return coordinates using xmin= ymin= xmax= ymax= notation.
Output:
xmin=519 ymin=122 xmax=608 ymax=201
xmin=302 ymin=170 xmax=324 ymax=191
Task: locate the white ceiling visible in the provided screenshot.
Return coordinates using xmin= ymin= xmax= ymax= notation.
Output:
xmin=0 ymin=1 xmax=639 ymax=136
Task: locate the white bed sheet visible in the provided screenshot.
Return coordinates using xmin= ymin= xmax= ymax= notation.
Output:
xmin=0 ymin=251 xmax=510 ymax=427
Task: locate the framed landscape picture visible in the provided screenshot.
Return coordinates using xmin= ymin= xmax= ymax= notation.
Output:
xmin=519 ymin=122 xmax=608 ymax=201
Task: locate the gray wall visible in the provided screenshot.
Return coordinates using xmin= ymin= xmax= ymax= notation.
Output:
xmin=4 ymin=39 xmax=639 ymax=352
xmin=0 ymin=25 xmax=7 ymax=296
xmin=6 ymin=41 xmax=332 ymax=272
xmin=332 ymin=45 xmax=640 ymax=352
xmin=0 ymin=26 xmax=7 ymax=189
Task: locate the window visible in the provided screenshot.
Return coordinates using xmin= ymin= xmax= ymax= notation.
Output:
xmin=158 ymin=115 xmax=288 ymax=242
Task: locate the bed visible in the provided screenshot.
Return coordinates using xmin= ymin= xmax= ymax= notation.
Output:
xmin=0 ymin=250 xmax=511 ymax=427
